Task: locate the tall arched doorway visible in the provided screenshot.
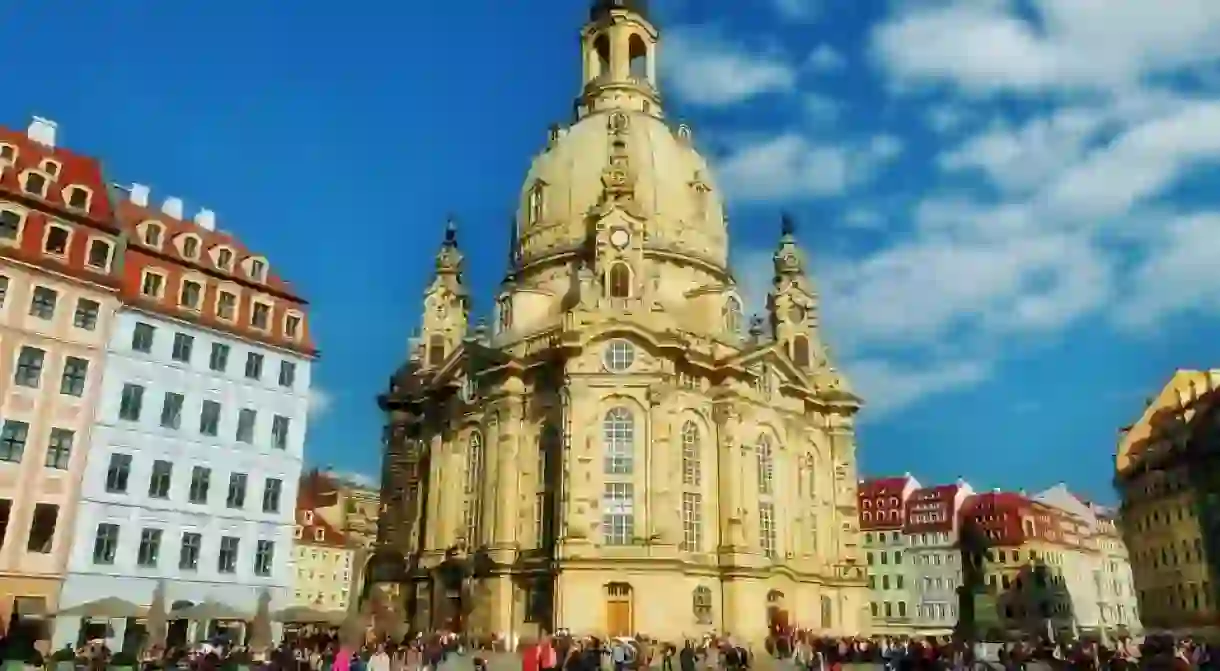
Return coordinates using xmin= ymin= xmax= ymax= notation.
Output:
xmin=605 ymin=583 xmax=633 ymax=636
xmin=766 ymin=590 xmax=789 ymax=632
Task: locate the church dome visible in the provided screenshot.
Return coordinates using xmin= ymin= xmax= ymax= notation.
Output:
xmin=515 ymin=109 xmax=729 ymax=274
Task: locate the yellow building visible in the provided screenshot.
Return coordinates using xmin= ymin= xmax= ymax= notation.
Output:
xmin=1115 ymin=369 xmax=1220 ymax=635
xmin=370 ymin=0 xmax=867 ymax=643
xmin=0 ymin=119 xmax=122 ymax=628
xmin=292 ymin=494 xmax=355 ymax=612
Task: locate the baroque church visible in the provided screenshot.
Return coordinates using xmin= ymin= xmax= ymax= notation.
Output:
xmin=370 ymin=0 xmax=868 ymax=642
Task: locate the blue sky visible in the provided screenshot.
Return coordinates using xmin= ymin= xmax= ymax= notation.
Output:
xmin=7 ymin=0 xmax=1220 ymax=503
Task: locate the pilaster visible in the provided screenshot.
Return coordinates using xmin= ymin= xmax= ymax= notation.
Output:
xmin=646 ymin=383 xmax=679 ymax=550
xmin=493 ymin=381 xmax=525 ymax=550
xmin=713 ymin=401 xmax=747 ymax=552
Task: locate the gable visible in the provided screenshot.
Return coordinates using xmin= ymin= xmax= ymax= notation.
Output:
xmin=1116 ymin=369 xmax=1215 ymax=474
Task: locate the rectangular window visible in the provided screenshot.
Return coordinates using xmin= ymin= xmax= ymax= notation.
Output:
xmin=271 ymin=415 xmax=290 ymax=450
xmin=244 ymin=352 xmax=264 ymax=380
xmin=148 ymin=460 xmax=172 ymax=498
xmin=0 ymin=499 xmax=10 ymax=549
xmin=93 ymin=523 xmax=119 ymax=564
xmin=28 ymin=286 xmax=56 ymax=319
xmin=278 ymin=361 xmax=296 ymax=388
xmin=0 ymin=211 xmax=18 ymax=239
xmin=217 ymin=291 xmax=237 ymax=320
xmin=760 ymin=502 xmax=777 ymax=558
xmin=14 ymin=346 xmax=45 ymax=388
xmin=119 ymin=383 xmax=144 ymax=421
xmin=218 ymin=536 xmax=240 ymax=574
xmin=59 ymin=356 xmax=88 ymax=397
xmin=131 ymin=322 xmax=155 ymax=352
xmin=0 ymin=275 xmax=8 ymax=307
xmin=44 ymin=226 xmax=69 ymax=255
xmin=141 ymin=272 xmax=163 ymax=297
xmin=284 ymin=314 xmax=302 ymax=339
xmin=105 ymin=453 xmax=132 ymax=493
xmin=681 ymin=492 xmax=703 ymax=552
xmin=251 ymin=302 xmax=271 ymax=330
xmin=236 ymin=408 xmax=257 ymax=443
xmin=86 ymin=239 xmax=111 ymax=268
xmin=209 ymin=343 xmax=230 ymax=372
xmin=26 ymin=503 xmax=58 ymax=553
xmin=73 ymin=298 xmax=100 ymax=330
xmin=227 ymin=473 xmax=247 ymax=509
xmin=262 ymin=478 xmax=282 ymax=513
xmin=171 ymin=333 xmax=194 ymax=363
xmin=180 ymin=280 xmax=202 ymax=309
xmin=199 ymin=400 xmax=220 ymax=436
xmin=600 ymin=482 xmax=634 ymax=546
xmin=188 ymin=466 xmax=211 ymax=504
xmin=159 ymin=392 xmax=184 ymax=429
xmin=45 ymin=428 xmax=73 ymax=469
xmin=137 ymin=528 xmax=162 ymax=567
xmin=0 ymin=420 xmax=29 ymax=463
xmin=179 ymin=532 xmax=202 ymax=570
xmin=254 ymin=540 xmax=274 ymax=576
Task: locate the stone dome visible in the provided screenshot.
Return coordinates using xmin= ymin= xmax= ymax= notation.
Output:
xmin=515 ymin=109 xmax=729 ymax=274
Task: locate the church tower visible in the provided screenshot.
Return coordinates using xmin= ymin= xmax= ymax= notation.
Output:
xmin=579 ymin=0 xmax=660 ymax=117
xmin=767 ymin=214 xmax=821 ymax=370
xmin=417 ymin=219 xmax=468 ymax=368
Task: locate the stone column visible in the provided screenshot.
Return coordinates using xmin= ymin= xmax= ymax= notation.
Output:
xmin=493 ymin=378 xmax=525 ymax=548
xmin=647 ymin=384 xmax=679 ymax=548
xmin=560 ymin=378 xmax=596 ymax=551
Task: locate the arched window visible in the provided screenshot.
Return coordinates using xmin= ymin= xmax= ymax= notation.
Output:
xmin=428 ymin=335 xmax=446 ymax=366
xmin=496 ymin=296 xmax=512 ymax=334
xmin=528 ymin=183 xmax=545 ymax=225
xmin=594 ymin=34 xmax=611 ymax=78
xmin=693 ymin=586 xmax=713 ymax=624
xmin=536 ymin=424 xmax=560 ymax=549
xmin=462 ymin=432 xmax=485 ymax=546
xmin=792 ymin=334 xmax=811 ymax=368
xmin=806 ymin=453 xmax=817 ymax=497
xmin=603 ymin=407 xmax=634 ymax=475
xmin=681 ymin=421 xmax=700 ymax=486
xmin=628 ymin=34 xmax=649 ymax=81
xmin=607 ymin=263 xmax=631 ymax=299
xmin=756 ymin=435 xmax=774 ymax=495
xmin=723 ymin=296 xmax=742 ymax=337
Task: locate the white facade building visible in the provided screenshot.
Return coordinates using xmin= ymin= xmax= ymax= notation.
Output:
xmin=54 ymin=309 xmax=311 ymax=647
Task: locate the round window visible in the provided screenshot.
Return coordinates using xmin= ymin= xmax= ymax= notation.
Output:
xmin=603 ymin=339 xmax=636 ymax=373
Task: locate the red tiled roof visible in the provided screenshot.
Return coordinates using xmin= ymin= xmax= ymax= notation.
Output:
xmin=0 ymin=124 xmax=114 ymax=225
xmin=296 ymin=496 xmax=348 ymax=549
xmin=859 ymin=476 xmax=909 ymax=495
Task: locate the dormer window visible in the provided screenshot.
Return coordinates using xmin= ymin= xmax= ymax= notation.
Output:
xmin=215 ymin=247 xmax=234 ymax=270
xmin=0 ymin=209 xmax=24 ymax=241
xmin=39 ymin=159 xmax=61 ymax=179
xmin=249 ymin=258 xmax=267 ymax=281
xmin=250 ymin=301 xmax=271 ymax=330
xmin=65 ymin=186 xmax=91 ymax=211
xmin=0 ymin=144 xmax=15 ymax=163
xmin=284 ymin=312 xmax=302 ymax=339
xmin=181 ymin=236 xmax=200 ymax=259
xmin=141 ymin=223 xmax=163 ymax=247
xmin=86 ymin=239 xmax=113 ymax=270
xmin=303 ymin=510 xmax=314 ymax=524
xmin=216 ymin=290 xmax=238 ymax=321
xmin=21 ymin=172 xmax=48 ymax=198
xmin=180 ymin=279 xmax=204 ymax=310
xmin=43 ymin=224 xmax=71 ymax=256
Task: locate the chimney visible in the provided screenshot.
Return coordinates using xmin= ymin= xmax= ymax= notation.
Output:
xmin=992 ymin=488 xmax=1001 ymax=494
xmin=161 ymin=197 xmax=184 ymax=220
xmin=195 ymin=209 xmax=216 ymax=231
xmin=27 ymin=117 xmax=57 ymax=147
xmin=129 ymin=183 xmax=151 ymax=207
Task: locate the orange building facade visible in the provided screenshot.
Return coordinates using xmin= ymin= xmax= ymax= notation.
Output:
xmin=0 ymin=118 xmax=123 ymax=627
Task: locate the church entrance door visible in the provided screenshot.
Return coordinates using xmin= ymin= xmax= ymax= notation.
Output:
xmin=605 ymin=583 xmax=633 ymax=637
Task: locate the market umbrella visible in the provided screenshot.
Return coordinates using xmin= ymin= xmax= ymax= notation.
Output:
xmin=272 ymin=606 xmax=346 ymax=626
xmin=168 ymin=600 xmax=250 ymax=621
xmin=146 ymin=580 xmax=168 ymax=652
xmin=54 ymin=597 xmax=147 ymax=619
xmin=248 ymin=590 xmax=273 ymax=652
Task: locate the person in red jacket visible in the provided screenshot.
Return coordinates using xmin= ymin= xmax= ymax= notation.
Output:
xmin=521 ymin=639 xmax=539 ymax=671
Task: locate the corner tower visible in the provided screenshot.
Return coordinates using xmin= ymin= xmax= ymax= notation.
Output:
xmin=580 ymin=0 xmax=660 ymax=116
xmin=416 ymin=219 xmax=468 ymax=368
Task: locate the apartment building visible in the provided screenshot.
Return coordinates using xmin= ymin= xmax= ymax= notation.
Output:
xmin=0 ymin=118 xmax=121 ymax=629
xmin=860 ymin=474 xmax=919 ymax=634
xmin=906 ymin=479 xmax=973 ymax=634
xmin=292 ymin=488 xmax=354 ymax=612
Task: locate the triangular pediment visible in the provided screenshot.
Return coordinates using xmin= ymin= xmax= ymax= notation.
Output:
xmin=726 ymin=342 xmax=810 ymax=391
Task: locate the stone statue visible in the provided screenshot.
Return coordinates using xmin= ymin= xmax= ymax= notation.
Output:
xmin=954 ymin=517 xmax=999 ymax=643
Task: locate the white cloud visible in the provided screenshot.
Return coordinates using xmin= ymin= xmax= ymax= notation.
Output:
xmin=663 ymin=27 xmax=796 ymax=106
xmin=773 ymin=0 xmax=821 ymax=22
xmin=805 ymin=44 xmax=846 ymax=72
xmin=848 ymin=358 xmax=992 ymax=416
xmin=715 ymin=133 xmax=902 ymax=202
xmin=1117 ymin=212 xmax=1220 ymax=328
xmin=325 ymin=469 xmax=379 ymax=490
xmin=871 ymin=0 xmax=1220 ymax=95
xmin=308 ymin=388 xmax=333 ymax=417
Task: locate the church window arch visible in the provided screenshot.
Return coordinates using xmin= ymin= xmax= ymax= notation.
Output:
xmin=806 ymin=453 xmax=817 ymax=498
xmin=607 ymin=262 xmax=632 ymax=299
xmin=536 ymin=424 xmax=561 ymax=549
xmin=792 ymin=334 xmax=811 ymax=368
xmin=756 ymin=434 xmax=775 ymax=495
xmin=496 ymin=296 xmax=512 ymax=334
xmin=628 ymin=33 xmax=650 ymax=81
xmin=681 ymin=421 xmax=701 ymax=487
xmin=427 ymin=335 xmax=446 ymax=367
xmin=593 ymin=34 xmax=611 ymax=79
xmin=528 ymin=183 xmax=545 ymax=225
xmin=723 ymin=296 xmax=742 ymax=337
xmin=693 ymin=586 xmax=713 ymax=624
xmin=603 ymin=407 xmax=634 ymax=475
xmin=462 ymin=432 xmax=485 ymax=546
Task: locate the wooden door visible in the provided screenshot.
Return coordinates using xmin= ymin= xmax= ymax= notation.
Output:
xmin=605 ymin=583 xmax=633 ymax=636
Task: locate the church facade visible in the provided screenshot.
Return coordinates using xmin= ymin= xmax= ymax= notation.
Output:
xmin=371 ymin=0 xmax=868 ymax=642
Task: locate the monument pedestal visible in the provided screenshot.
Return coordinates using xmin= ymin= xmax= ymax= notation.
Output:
xmin=954 ymin=586 xmax=1000 ymax=642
